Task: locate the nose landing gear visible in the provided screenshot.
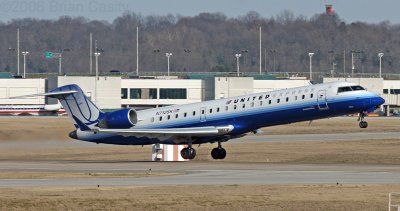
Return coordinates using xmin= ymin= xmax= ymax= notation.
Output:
xmin=358 ymin=112 xmax=368 ymax=128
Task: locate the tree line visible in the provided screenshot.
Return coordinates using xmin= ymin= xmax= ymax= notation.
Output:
xmin=0 ymin=10 xmax=398 ymax=75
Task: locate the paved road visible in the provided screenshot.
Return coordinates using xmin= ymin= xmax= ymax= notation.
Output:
xmin=0 ymin=161 xmax=399 ymax=187
xmin=1 ymin=131 xmax=399 ymax=149
xmin=240 ymin=132 xmax=400 ymax=143
xmin=1 ymin=131 xmax=400 ymax=187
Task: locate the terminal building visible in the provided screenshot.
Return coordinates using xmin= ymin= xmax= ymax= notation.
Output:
xmin=1 ymin=75 xmax=400 ymax=115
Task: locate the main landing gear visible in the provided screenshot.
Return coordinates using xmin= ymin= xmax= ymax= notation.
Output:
xmin=358 ymin=112 xmax=368 ymax=129
xmin=180 ymin=143 xmax=196 ymax=160
xmin=180 ymin=141 xmax=228 ymax=160
xmin=211 ymin=141 xmax=226 ymax=160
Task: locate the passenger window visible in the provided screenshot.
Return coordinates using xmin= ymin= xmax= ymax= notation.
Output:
xmin=269 ymin=100 xmax=272 ymax=104
xmin=295 ymin=96 xmax=298 ymax=101
xmin=193 ymin=111 xmax=196 ymax=116
xmin=167 ymin=115 xmax=171 ymax=120
xmin=225 ymin=106 xmax=228 ymax=111
xmin=234 ymin=105 xmax=237 ymax=110
xmin=310 ymin=93 xmax=314 ymax=98
xmin=202 ymin=110 xmax=205 ymax=114
xmin=242 ymin=104 xmax=245 ymax=108
xmin=302 ymin=95 xmax=305 ymax=99
xmin=184 ymin=112 xmax=187 ymax=117
xmin=175 ymin=114 xmax=178 ymax=118
xmin=260 ymin=101 xmax=263 ymax=106
xmin=286 ymin=97 xmax=289 ymax=102
xmin=217 ymin=107 xmax=220 ymax=112
xmin=209 ymin=109 xmax=212 ymax=114
xmin=251 ymin=102 xmax=254 ymax=107
xmin=151 ymin=117 xmax=154 ymax=122
xmin=277 ymin=99 xmax=280 ymax=103
xmin=159 ymin=116 xmax=162 ymax=121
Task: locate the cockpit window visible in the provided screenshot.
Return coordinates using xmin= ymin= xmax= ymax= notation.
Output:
xmin=351 ymin=86 xmax=365 ymax=91
xmin=337 ymin=86 xmax=365 ymax=93
xmin=337 ymin=87 xmax=352 ymax=93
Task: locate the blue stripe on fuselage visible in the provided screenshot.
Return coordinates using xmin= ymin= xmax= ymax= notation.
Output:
xmin=77 ymin=94 xmax=382 ymax=145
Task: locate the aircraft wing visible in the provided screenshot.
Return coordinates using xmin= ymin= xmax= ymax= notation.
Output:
xmin=95 ymin=125 xmax=234 ymax=138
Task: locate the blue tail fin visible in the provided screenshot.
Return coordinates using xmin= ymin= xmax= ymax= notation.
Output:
xmin=47 ymin=84 xmax=104 ymax=131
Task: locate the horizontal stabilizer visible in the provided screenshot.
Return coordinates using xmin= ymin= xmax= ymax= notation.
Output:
xmin=8 ymin=90 xmax=77 ymax=99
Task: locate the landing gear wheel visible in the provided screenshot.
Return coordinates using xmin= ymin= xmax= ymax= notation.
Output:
xmin=211 ymin=148 xmax=219 ymax=159
xmin=218 ymin=148 xmax=226 ymax=159
xmin=180 ymin=148 xmax=188 ymax=159
xmin=358 ymin=111 xmax=368 ymax=129
xmin=359 ymin=121 xmax=368 ymax=128
xmin=180 ymin=147 xmax=196 ymax=160
xmin=188 ymin=148 xmax=196 ymax=159
xmin=211 ymin=147 xmax=227 ymax=160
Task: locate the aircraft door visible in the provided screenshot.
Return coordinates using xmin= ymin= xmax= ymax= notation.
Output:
xmin=200 ymin=107 xmax=207 ymax=122
xmin=317 ymin=90 xmax=329 ymax=110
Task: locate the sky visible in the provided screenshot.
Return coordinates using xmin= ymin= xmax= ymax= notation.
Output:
xmin=0 ymin=0 xmax=398 ymax=24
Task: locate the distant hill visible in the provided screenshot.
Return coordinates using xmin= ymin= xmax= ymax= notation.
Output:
xmin=0 ymin=11 xmax=398 ymax=75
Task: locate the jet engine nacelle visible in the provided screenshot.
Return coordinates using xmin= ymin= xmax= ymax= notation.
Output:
xmin=98 ymin=108 xmax=137 ymax=129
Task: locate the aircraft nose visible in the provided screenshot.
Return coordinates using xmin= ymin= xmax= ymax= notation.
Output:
xmin=377 ymin=96 xmax=385 ymax=105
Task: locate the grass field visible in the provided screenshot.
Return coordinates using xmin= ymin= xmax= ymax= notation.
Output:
xmin=0 ymin=117 xmax=400 ymax=210
xmin=0 ymin=185 xmax=399 ymax=210
xmin=0 ymin=117 xmax=399 ymax=164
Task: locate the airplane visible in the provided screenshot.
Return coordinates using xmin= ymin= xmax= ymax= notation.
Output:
xmin=37 ymin=81 xmax=384 ymax=160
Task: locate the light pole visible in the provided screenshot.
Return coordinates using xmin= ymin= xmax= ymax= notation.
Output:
xmin=351 ymin=50 xmax=362 ymax=77
xmin=235 ymin=53 xmax=242 ymax=77
xmin=328 ymin=50 xmax=335 ymax=77
xmin=21 ymin=51 xmax=29 ymax=78
xmin=378 ymin=52 xmax=384 ymax=78
xmin=331 ymin=62 xmax=336 ymax=78
xmin=153 ymin=49 xmax=160 ymax=72
xmin=58 ymin=48 xmax=70 ymax=75
xmin=166 ymin=53 xmax=172 ymax=76
xmin=308 ymin=52 xmax=314 ymax=81
xmin=94 ymin=51 xmax=101 ymax=105
xmin=94 ymin=52 xmax=101 ymax=79
xmin=184 ymin=49 xmax=191 ymax=73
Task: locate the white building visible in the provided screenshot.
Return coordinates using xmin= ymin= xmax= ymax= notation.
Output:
xmin=0 ymin=78 xmax=46 ymax=105
xmin=214 ymin=77 xmax=310 ymax=99
xmin=48 ymin=76 xmax=121 ymax=110
xmin=6 ymin=75 xmax=400 ymax=115
xmin=121 ymin=78 xmax=214 ymax=109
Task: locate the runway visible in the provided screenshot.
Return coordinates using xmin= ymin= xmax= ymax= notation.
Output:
xmin=0 ymin=161 xmax=399 ymax=187
xmin=238 ymin=131 xmax=400 ymax=143
xmin=0 ymin=131 xmax=400 ymax=187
